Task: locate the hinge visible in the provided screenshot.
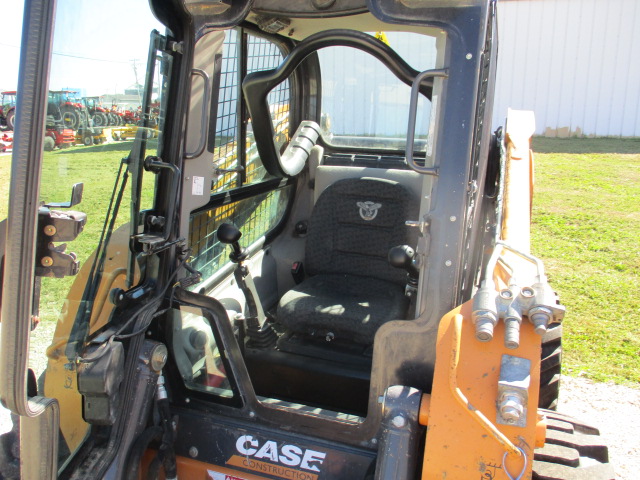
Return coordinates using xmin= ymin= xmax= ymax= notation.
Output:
xmin=167 ymin=40 xmax=184 ymax=54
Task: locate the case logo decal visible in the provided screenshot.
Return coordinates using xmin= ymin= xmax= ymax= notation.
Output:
xmin=357 ymin=201 xmax=382 ymax=221
xmin=227 ymin=435 xmax=326 ymax=480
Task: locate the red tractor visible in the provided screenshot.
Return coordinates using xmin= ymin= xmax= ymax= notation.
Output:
xmin=108 ymin=103 xmax=126 ymax=126
xmin=121 ymin=105 xmax=141 ymax=125
xmin=43 ymin=115 xmax=75 ymax=151
xmin=82 ymin=96 xmax=110 ymax=127
xmin=0 ymin=91 xmax=17 ymax=131
xmin=0 ymin=131 xmax=12 ymax=152
xmin=47 ymin=90 xmax=83 ymax=129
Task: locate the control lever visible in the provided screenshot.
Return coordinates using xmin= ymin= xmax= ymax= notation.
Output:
xmin=216 ymin=223 xmax=276 ymax=348
xmin=388 ymin=245 xmax=419 ymax=297
xmin=217 ymin=223 xmax=248 ymax=263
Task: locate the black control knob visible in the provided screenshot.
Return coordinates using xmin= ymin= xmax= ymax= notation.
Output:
xmin=217 ymin=223 xmax=241 ymax=244
xmin=217 ymin=223 xmax=247 ymax=263
xmin=388 ymin=245 xmax=419 ymax=279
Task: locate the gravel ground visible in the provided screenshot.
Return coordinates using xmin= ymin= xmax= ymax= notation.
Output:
xmin=557 ymin=376 xmax=640 ymax=480
xmin=0 ymin=326 xmax=639 ymax=479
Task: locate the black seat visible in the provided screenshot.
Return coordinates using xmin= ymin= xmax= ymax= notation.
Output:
xmin=277 ymin=177 xmax=418 ymax=345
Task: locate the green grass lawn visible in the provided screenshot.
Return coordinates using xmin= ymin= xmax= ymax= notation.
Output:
xmin=1 ymin=137 xmax=638 ymax=386
xmin=531 ymin=137 xmax=640 ymax=385
xmin=0 ymin=141 xmax=155 ymax=323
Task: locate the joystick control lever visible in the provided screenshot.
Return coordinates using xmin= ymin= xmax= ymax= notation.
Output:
xmin=388 ymin=245 xmax=419 ymax=278
xmin=216 ymin=223 xmax=276 ymax=347
xmin=388 ymin=245 xmax=419 ymax=296
xmin=217 ymin=223 xmax=248 ymax=263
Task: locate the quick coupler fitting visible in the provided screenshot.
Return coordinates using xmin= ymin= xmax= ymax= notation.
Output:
xmin=474 ymin=313 xmax=498 ymax=342
xmin=529 ymin=306 xmax=552 ymax=335
xmin=472 ymin=284 xmax=498 ymax=342
xmin=156 ymin=374 xmax=168 ymax=401
xmin=503 ymin=307 xmax=522 ymax=350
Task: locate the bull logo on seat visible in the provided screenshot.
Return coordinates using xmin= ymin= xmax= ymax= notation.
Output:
xmin=357 ymin=201 xmax=382 ymax=221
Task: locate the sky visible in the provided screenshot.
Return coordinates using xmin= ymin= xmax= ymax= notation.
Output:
xmin=1 ymin=0 xmax=164 ymax=96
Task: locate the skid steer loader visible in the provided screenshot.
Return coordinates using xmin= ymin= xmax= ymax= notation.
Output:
xmin=0 ymin=0 xmax=614 ymax=479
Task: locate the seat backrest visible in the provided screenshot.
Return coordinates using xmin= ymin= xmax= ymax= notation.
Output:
xmin=305 ymin=177 xmax=419 ymax=286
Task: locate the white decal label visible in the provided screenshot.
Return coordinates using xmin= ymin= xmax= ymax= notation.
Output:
xmin=192 ymin=176 xmax=205 ymax=196
xmin=231 ymin=435 xmax=326 ymax=474
xmin=207 ymin=471 xmax=248 ymax=480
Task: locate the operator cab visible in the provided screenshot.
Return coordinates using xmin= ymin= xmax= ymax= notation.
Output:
xmin=170 ymin=23 xmax=445 ymax=416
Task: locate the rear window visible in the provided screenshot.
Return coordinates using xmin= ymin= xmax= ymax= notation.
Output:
xmin=318 ymin=32 xmax=437 ymax=150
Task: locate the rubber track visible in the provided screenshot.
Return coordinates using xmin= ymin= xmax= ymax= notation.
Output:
xmin=539 ymin=323 xmax=562 ymax=410
xmin=532 ymin=409 xmax=615 ymax=480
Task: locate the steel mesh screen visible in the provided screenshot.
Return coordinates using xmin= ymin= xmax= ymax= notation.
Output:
xmin=189 ymin=187 xmax=291 ymax=280
xmin=191 ymin=29 xmax=293 ymax=282
xmin=213 ymin=29 xmax=241 ymax=192
xmin=211 ymin=31 xmax=291 ymax=191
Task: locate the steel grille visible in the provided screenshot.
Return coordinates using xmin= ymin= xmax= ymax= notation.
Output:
xmin=189 ymin=188 xmax=291 ymax=280
xmin=211 ymin=31 xmax=291 ymax=191
xmin=192 ymin=30 xmax=293 ymax=283
xmin=213 ymin=29 xmax=240 ymax=192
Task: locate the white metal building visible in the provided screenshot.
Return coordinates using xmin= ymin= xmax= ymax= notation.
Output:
xmin=493 ymin=0 xmax=640 ymax=137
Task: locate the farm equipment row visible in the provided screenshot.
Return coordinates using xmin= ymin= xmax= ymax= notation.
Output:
xmin=4 ymin=90 xmax=152 ymax=149
xmin=2 ymin=91 xmax=155 ymax=134
xmin=47 ymin=90 xmax=149 ymax=129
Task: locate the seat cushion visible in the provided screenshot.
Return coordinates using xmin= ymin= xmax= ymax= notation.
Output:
xmin=277 ymin=274 xmax=408 ymax=345
xmin=305 ymin=177 xmax=419 ymax=286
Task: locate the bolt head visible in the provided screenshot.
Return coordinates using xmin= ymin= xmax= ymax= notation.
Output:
xmin=41 ymin=256 xmax=53 ymax=267
xmin=189 ymin=446 xmax=198 ymax=458
xmin=392 ymin=415 xmax=406 ymax=428
xmin=44 ymin=225 xmax=57 ymax=236
xmin=530 ymin=308 xmax=551 ymax=335
xmin=499 ymin=395 xmax=524 ymax=422
xmin=534 ymin=324 xmax=548 ymax=335
xmin=150 ymin=344 xmax=168 ymax=372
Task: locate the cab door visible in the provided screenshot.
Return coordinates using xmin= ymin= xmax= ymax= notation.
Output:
xmin=0 ymin=1 xmax=179 ymax=477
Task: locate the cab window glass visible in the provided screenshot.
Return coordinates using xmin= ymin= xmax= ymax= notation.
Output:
xmin=318 ymin=32 xmax=437 ymax=150
xmin=25 ymin=0 xmax=165 ymax=469
xmin=171 ymin=306 xmax=234 ymax=398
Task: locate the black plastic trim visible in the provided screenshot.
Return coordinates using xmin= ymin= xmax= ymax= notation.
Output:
xmin=191 ymin=177 xmax=294 ymax=215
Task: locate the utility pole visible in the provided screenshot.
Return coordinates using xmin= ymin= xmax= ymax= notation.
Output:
xmin=132 ymin=59 xmax=142 ymax=104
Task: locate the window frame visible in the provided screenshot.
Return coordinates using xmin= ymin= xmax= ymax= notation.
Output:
xmin=206 ymin=25 xmax=299 ymax=195
xmin=314 ymin=31 xmax=439 ymax=157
